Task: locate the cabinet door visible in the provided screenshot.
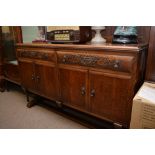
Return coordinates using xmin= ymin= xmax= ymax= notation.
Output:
xmin=4 ymin=63 xmax=20 ymax=84
xmin=35 ymin=62 xmax=58 ymax=100
xmin=19 ymin=59 xmax=36 ymax=92
xmin=89 ymin=70 xmax=132 ymax=126
xmin=59 ymin=67 xmax=88 ymax=111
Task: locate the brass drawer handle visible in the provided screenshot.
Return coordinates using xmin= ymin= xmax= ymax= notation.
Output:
xmin=114 ymin=60 xmax=120 ymax=68
xmin=36 ymin=76 xmax=40 ymax=82
xmin=90 ymin=89 xmax=95 ymax=97
xmin=31 ymin=74 xmax=35 ymax=80
xmin=62 ymin=55 xmax=67 ymax=63
xmin=81 ymin=86 xmax=86 ymax=96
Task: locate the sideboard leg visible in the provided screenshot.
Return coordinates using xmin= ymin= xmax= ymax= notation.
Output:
xmin=5 ymin=80 xmax=9 ymax=92
xmin=27 ymin=99 xmax=36 ymax=108
xmin=0 ymin=87 xmax=5 ymax=92
xmin=27 ymin=96 xmax=41 ymax=108
xmin=26 ymin=91 xmax=30 ymax=102
xmin=56 ymin=101 xmax=63 ymax=108
xmin=0 ymin=79 xmax=5 ymax=92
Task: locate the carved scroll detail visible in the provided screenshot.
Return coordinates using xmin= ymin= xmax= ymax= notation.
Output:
xmin=59 ymin=54 xmax=122 ymax=70
xmin=20 ymin=50 xmax=54 ymax=62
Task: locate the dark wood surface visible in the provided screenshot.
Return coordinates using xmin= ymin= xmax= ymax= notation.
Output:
xmin=16 ymin=43 xmax=147 ymax=128
xmin=4 ymin=62 xmax=20 ymax=84
xmin=89 ymin=70 xmax=133 ymax=125
xmin=59 ymin=67 xmax=88 ymax=111
xmin=0 ymin=27 xmax=2 ymax=75
xmin=35 ymin=62 xmax=58 ymax=100
xmin=146 ymin=27 xmax=155 ymax=82
xmin=19 ymin=59 xmax=36 ymax=92
xmin=16 ymin=42 xmax=147 ymax=51
xmin=0 ymin=26 xmax=5 ymax=91
xmin=0 ymin=26 xmax=22 ymax=90
xmin=18 ymin=49 xmax=58 ymax=101
xmin=11 ymin=26 xmax=23 ymax=43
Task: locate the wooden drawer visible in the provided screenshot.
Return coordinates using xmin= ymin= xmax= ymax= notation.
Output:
xmin=57 ymin=51 xmax=136 ymax=73
xmin=17 ymin=49 xmax=56 ymax=62
xmin=4 ymin=63 xmax=20 ymax=82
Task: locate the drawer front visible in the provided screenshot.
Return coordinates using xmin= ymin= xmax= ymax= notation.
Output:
xmin=57 ymin=51 xmax=136 ymax=73
xmin=17 ymin=49 xmax=55 ymax=62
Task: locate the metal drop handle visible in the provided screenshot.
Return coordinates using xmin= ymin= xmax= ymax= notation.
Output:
xmin=36 ymin=76 xmax=40 ymax=82
xmin=114 ymin=60 xmax=120 ymax=68
xmin=63 ymin=55 xmax=67 ymax=63
xmin=90 ymin=89 xmax=95 ymax=97
xmin=31 ymin=74 xmax=35 ymax=80
xmin=81 ymin=86 xmax=86 ymax=95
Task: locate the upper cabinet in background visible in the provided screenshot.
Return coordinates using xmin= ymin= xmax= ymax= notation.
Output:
xmin=1 ymin=26 xmax=22 ymax=61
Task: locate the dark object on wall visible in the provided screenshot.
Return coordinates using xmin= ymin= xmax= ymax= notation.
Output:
xmin=46 ymin=26 xmax=92 ymax=43
xmin=146 ymin=26 xmax=155 ymax=82
xmin=112 ymin=26 xmax=138 ymax=44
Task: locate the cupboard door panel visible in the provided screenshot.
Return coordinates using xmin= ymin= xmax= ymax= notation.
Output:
xmin=4 ymin=63 xmax=20 ymax=83
xmin=59 ymin=67 xmax=88 ymax=111
xmin=19 ymin=60 xmax=36 ymax=92
xmin=35 ymin=63 xmax=58 ymax=100
xmin=90 ymin=71 xmax=132 ymax=125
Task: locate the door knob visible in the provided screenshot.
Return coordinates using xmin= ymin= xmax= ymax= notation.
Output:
xmin=62 ymin=55 xmax=67 ymax=63
xmin=81 ymin=86 xmax=86 ymax=95
xmin=114 ymin=60 xmax=120 ymax=68
xmin=36 ymin=76 xmax=40 ymax=82
xmin=31 ymin=74 xmax=35 ymax=80
xmin=90 ymin=89 xmax=95 ymax=97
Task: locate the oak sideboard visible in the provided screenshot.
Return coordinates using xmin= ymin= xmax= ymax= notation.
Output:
xmin=16 ymin=43 xmax=148 ymax=128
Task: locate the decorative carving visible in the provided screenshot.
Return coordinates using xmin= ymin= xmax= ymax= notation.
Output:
xmin=19 ymin=50 xmax=55 ymax=62
xmin=61 ymin=54 xmax=99 ymax=67
xmin=80 ymin=56 xmax=99 ymax=66
xmin=59 ymin=54 xmax=126 ymax=71
xmin=98 ymin=58 xmax=121 ymax=69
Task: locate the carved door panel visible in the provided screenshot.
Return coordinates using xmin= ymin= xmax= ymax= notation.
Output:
xmin=19 ymin=59 xmax=36 ymax=92
xmin=35 ymin=62 xmax=58 ymax=100
xmin=89 ymin=70 xmax=132 ymax=126
xmin=59 ymin=67 xmax=88 ymax=111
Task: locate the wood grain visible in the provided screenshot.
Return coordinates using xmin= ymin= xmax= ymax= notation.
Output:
xmin=16 ymin=43 xmax=147 ymax=128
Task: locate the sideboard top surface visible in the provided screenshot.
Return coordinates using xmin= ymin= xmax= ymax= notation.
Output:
xmin=16 ymin=43 xmax=148 ymax=52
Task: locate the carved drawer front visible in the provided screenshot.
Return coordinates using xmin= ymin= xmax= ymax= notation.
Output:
xmin=17 ymin=49 xmax=55 ymax=62
xmin=58 ymin=51 xmax=135 ymax=73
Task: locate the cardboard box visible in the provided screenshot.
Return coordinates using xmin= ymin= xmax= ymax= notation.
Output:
xmin=130 ymin=82 xmax=155 ymax=129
